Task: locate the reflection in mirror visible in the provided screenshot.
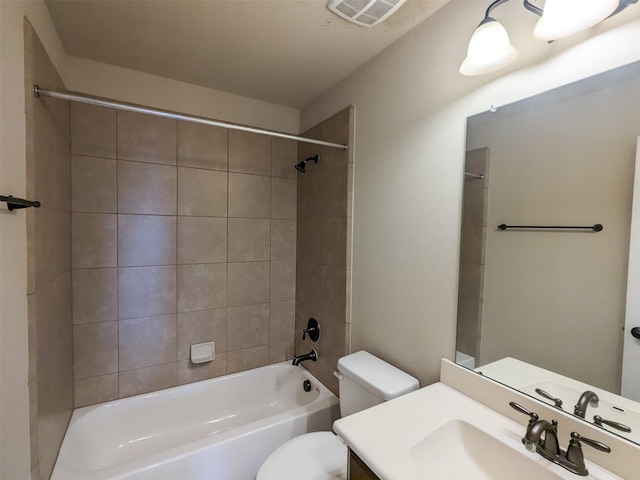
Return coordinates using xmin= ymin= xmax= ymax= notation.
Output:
xmin=456 ymin=61 xmax=640 ymax=445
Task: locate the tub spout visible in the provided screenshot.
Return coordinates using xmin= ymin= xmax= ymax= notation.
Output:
xmin=292 ymin=349 xmax=318 ymax=366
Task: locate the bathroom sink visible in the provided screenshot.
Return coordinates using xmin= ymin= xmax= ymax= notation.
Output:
xmin=333 ymin=382 xmax=622 ymax=480
xmin=408 ymin=419 xmax=563 ymax=479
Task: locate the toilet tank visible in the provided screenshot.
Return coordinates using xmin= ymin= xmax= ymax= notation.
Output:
xmin=337 ymin=351 xmax=419 ymax=417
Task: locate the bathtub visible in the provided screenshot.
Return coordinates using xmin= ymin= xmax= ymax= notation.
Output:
xmin=51 ymin=363 xmax=340 ymax=480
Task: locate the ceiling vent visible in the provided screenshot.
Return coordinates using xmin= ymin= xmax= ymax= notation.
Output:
xmin=326 ymin=0 xmax=408 ymax=27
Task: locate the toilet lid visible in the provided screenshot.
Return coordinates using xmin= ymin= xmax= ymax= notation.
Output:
xmin=257 ymin=431 xmax=347 ymax=480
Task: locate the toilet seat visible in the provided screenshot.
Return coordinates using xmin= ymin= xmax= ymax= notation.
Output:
xmin=256 ymin=431 xmax=347 ymax=480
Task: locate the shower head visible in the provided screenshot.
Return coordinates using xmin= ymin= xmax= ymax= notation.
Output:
xmin=295 ymin=155 xmax=319 ymax=173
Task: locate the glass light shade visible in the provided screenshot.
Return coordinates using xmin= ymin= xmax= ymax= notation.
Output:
xmin=459 ymin=19 xmax=519 ymax=76
xmin=533 ymin=0 xmax=619 ymax=41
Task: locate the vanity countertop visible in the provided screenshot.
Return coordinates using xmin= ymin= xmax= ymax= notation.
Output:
xmin=333 ymin=382 xmax=622 ymax=480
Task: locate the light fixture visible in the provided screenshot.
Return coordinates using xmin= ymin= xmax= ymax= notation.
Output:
xmin=460 ymin=0 xmax=638 ymax=76
xmin=533 ymin=0 xmax=618 ymax=41
xmin=459 ymin=17 xmax=518 ymax=76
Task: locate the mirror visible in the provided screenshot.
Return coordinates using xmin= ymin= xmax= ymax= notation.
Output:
xmin=456 ymin=60 xmax=640 ymax=444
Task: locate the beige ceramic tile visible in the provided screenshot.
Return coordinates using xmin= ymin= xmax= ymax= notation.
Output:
xmin=177 ymin=217 xmax=227 ymax=264
xmin=295 ymin=261 xmax=321 ymax=309
xmin=119 ymin=315 xmax=177 ymax=371
xmin=228 ymin=218 xmax=270 ymax=262
xmin=119 ymin=363 xmax=177 ymax=398
xmin=271 ymin=219 xmax=296 ymax=261
xmin=271 ymin=177 xmax=297 ymax=219
xmin=227 ymin=303 xmax=269 ymax=351
xmin=460 ymin=226 xmax=486 ymax=265
xmin=177 ymin=355 xmax=227 ymax=385
xmin=297 ymin=219 xmax=322 ymax=264
xmin=227 ymin=262 xmax=270 ymax=307
xmin=228 ymin=173 xmax=270 ymax=218
xmin=271 ymin=138 xmax=298 ymax=179
xmin=177 ymin=263 xmax=227 ymax=312
xmin=178 ymin=121 xmax=228 ymax=171
xmin=118 ymin=215 xmax=176 ymax=266
xmin=72 ymin=268 xmax=118 ymax=324
xmin=319 ymin=265 xmax=346 ymax=324
xmin=458 ymin=262 xmax=484 ymax=303
xmin=461 ymin=188 xmax=487 ymax=227
xmin=117 ymin=110 xmax=177 ymax=165
xmin=71 ymin=213 xmax=117 ymax=268
xmin=228 ymin=130 xmax=271 ymax=175
xmin=269 ymin=300 xmax=295 ymax=344
xmin=117 ymin=160 xmax=177 ymax=215
xmin=226 ymin=345 xmax=269 ymax=374
xmin=177 ymin=309 xmax=227 ymax=360
xmin=270 ymin=261 xmax=296 ymax=302
xmin=457 ymin=298 xmax=482 ymax=339
xmin=177 ymin=167 xmax=227 ymax=217
xmin=118 ymin=266 xmax=177 ymax=319
xmin=71 ymin=155 xmax=116 ymax=213
xmin=70 ymin=103 xmax=116 ymax=158
xmin=269 ymin=340 xmax=294 ymax=363
xmin=73 ymin=322 xmax=118 ymax=380
xmin=316 ymin=167 xmax=348 ymax=218
xmin=74 ymin=374 xmax=119 ymax=408
xmin=320 ymin=217 xmax=347 ymax=268
xmin=316 ymin=317 xmax=346 ymax=369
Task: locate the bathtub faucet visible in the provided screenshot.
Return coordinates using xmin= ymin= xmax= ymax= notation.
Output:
xmin=292 ymin=349 xmax=318 ymax=366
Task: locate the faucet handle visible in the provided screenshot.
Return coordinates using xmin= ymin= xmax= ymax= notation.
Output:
xmin=302 ymin=317 xmax=320 ymax=342
xmin=570 ymin=432 xmax=611 ymax=453
xmin=565 ymin=431 xmax=611 ymax=473
xmin=593 ymin=415 xmax=632 ymax=433
xmin=509 ymin=401 xmax=539 ymax=424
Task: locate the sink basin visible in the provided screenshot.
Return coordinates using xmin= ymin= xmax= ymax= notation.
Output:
xmin=408 ymin=419 xmax=563 ymax=480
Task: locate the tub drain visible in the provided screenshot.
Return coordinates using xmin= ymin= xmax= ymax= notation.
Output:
xmin=303 ymin=379 xmax=312 ymax=392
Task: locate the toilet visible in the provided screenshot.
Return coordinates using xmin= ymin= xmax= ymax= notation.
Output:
xmin=257 ymin=350 xmax=419 ymax=480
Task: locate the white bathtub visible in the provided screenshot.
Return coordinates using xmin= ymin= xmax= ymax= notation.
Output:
xmin=52 ymin=363 xmax=340 ymax=480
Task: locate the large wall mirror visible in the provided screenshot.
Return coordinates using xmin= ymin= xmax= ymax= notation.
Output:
xmin=456 ymin=60 xmax=640 ymax=445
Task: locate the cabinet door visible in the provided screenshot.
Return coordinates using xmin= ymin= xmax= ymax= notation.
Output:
xmin=349 ymin=449 xmax=380 ymax=480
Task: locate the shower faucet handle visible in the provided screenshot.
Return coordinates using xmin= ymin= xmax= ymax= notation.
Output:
xmin=302 ymin=317 xmax=320 ymax=342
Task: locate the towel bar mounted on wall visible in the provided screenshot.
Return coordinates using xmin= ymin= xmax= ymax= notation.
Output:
xmin=0 ymin=195 xmax=41 ymax=211
xmin=497 ymin=223 xmax=603 ymax=232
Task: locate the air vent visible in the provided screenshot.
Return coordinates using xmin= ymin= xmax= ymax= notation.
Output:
xmin=327 ymin=0 xmax=407 ymax=27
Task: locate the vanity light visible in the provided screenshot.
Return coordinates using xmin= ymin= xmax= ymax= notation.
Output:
xmin=460 ymin=0 xmax=638 ymax=76
xmin=459 ymin=18 xmax=518 ymax=76
xmin=533 ymin=0 xmax=618 ymax=40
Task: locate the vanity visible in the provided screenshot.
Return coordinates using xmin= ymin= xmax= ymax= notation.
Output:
xmin=335 ymin=360 xmax=637 ymax=480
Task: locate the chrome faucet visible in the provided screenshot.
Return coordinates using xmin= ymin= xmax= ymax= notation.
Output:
xmin=510 ymin=402 xmax=610 ymax=476
xmin=292 ymin=349 xmax=318 ymax=366
xmin=574 ymin=390 xmax=599 ymax=418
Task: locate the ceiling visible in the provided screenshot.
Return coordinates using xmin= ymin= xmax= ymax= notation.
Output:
xmin=45 ymin=0 xmax=450 ymax=108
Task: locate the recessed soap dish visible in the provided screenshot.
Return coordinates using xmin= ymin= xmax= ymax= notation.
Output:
xmin=191 ymin=341 xmax=215 ymax=364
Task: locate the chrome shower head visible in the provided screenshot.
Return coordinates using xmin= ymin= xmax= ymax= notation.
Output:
xmin=295 ymin=154 xmax=319 ymax=173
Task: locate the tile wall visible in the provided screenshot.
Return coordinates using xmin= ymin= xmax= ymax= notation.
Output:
xmin=25 ymin=21 xmax=73 ymax=480
xmin=71 ymin=106 xmax=299 ymax=406
xmin=295 ymin=107 xmax=354 ymax=395
xmin=456 ymin=147 xmax=490 ymax=362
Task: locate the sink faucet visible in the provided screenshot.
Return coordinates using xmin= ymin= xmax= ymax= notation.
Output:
xmin=292 ymin=349 xmax=318 ymax=366
xmin=574 ymin=390 xmax=599 ymax=418
xmin=510 ymin=402 xmax=610 ymax=476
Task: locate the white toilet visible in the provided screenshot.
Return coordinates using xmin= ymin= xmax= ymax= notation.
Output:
xmin=257 ymin=350 xmax=419 ymax=480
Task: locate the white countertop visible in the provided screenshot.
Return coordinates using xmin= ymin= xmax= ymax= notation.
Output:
xmin=333 ymin=382 xmax=622 ymax=480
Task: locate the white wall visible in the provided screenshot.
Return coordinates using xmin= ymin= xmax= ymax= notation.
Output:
xmin=301 ymin=1 xmax=640 ymax=386
xmin=0 ymin=2 xmax=300 ymax=477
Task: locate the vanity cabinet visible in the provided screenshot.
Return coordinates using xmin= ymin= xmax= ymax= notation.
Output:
xmin=348 ymin=449 xmax=380 ymax=480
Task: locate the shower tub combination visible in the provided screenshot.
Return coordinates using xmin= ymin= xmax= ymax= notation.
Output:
xmin=52 ymin=363 xmax=339 ymax=480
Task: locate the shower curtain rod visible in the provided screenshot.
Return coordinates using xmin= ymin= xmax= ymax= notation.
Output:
xmin=33 ymin=86 xmax=348 ymax=151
